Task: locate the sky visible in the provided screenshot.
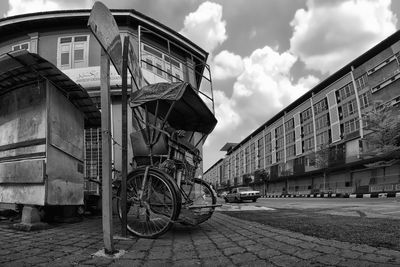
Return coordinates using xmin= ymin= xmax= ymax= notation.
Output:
xmin=2 ymin=0 xmax=400 ymax=171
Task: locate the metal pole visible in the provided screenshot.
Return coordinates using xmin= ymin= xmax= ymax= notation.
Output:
xmin=121 ymin=36 xmax=128 ymax=237
xmin=100 ymin=48 xmax=114 ymax=254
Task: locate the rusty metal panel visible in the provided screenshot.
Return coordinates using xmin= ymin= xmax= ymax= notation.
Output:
xmin=46 ymin=144 xmax=84 ymax=205
xmin=0 ymin=159 xmax=45 ymax=184
xmin=0 ymin=84 xmax=46 ymax=161
xmin=0 ymin=184 xmax=45 ymax=205
xmin=48 ymin=83 xmax=84 ymax=160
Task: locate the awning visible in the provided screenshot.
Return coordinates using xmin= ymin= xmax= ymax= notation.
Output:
xmin=130 ymin=82 xmax=217 ymax=134
xmin=0 ymin=50 xmax=101 ymax=127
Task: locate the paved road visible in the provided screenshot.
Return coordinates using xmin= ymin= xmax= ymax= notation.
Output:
xmin=218 ymin=197 xmax=400 ymax=219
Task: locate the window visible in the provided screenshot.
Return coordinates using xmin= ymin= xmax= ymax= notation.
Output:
xmin=141 ymin=43 xmax=184 ymax=82
xmin=265 ymin=155 xmax=272 ymax=165
xmin=12 ymin=42 xmax=30 ymax=52
xmin=285 ymin=131 xmax=295 ymax=143
xmin=275 ymin=125 xmax=284 ymax=137
xmin=301 ymin=108 xmax=312 ymax=122
xmin=302 ymin=122 xmax=314 ymax=136
xmin=303 ymin=137 xmax=314 ymax=152
xmin=265 ymin=132 xmax=271 ymax=142
xmin=313 ymin=98 xmax=328 ymax=115
xmin=360 ymin=91 xmax=371 ymax=109
xmin=342 ymin=99 xmax=357 ymax=118
xmin=276 ymin=137 xmax=284 ymax=149
xmin=355 ymin=74 xmax=367 ymax=91
xmin=336 ymin=83 xmax=355 ymax=101
xmin=265 ymin=143 xmax=272 ymax=153
xmin=57 ymin=35 xmax=89 ymax=69
xmin=285 ymin=118 xmax=294 ymax=131
xmin=315 ymin=114 xmax=329 ymax=130
xmin=286 ymin=145 xmax=295 ymax=157
xmin=343 ymin=118 xmax=360 ymax=135
xmin=276 ymin=150 xmax=284 ymax=162
xmin=316 ymin=131 xmax=330 ymax=147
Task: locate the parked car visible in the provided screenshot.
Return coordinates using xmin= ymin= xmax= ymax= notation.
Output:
xmin=225 ymin=187 xmax=261 ymax=203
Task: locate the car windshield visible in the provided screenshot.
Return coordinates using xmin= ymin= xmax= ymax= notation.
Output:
xmin=237 ymin=187 xmax=252 ymax=192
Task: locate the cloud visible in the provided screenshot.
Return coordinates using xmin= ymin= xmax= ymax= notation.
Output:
xmin=290 ymin=0 xmax=397 ymax=74
xmin=5 ymin=0 xmax=94 ymax=17
xmin=212 ymin=50 xmax=244 ymax=80
xmin=179 ymin=1 xmax=227 ymax=53
xmin=204 ymin=46 xmax=319 ymax=169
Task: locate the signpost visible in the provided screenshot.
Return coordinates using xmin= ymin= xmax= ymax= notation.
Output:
xmin=88 ymin=1 xmax=147 ymax=250
xmin=88 ymin=1 xmax=124 ymax=252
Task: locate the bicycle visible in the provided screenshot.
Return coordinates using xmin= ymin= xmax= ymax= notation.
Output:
xmin=117 ymin=81 xmax=219 ymax=238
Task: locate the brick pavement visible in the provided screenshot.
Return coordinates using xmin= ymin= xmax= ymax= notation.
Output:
xmin=1 ymin=212 xmax=400 ymax=266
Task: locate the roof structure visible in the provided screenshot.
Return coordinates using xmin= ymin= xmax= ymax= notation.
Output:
xmin=0 ymin=50 xmax=101 ymax=127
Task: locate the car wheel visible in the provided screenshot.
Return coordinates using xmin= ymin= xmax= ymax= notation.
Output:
xmin=224 ymin=198 xmax=229 ymax=203
xmin=252 ymin=199 xmax=257 ymax=203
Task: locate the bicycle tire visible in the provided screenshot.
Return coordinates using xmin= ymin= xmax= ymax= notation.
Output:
xmin=117 ymin=167 xmax=181 ymax=238
xmin=179 ymin=178 xmax=217 ymax=225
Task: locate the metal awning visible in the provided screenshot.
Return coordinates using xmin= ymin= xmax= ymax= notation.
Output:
xmin=0 ymin=50 xmax=101 ymax=127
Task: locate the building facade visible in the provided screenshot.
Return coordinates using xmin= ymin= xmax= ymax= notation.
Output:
xmin=0 ymin=9 xmax=212 ymax=195
xmin=204 ymin=30 xmax=400 ymax=196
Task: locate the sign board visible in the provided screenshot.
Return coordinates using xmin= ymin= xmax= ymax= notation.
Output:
xmin=127 ymin=39 xmax=146 ymax=90
xmin=88 ymin=1 xmax=122 ymax=75
xmin=63 ymin=66 xmax=126 ymax=88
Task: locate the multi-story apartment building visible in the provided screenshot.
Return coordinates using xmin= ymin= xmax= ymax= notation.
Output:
xmin=0 ymin=9 xmax=212 ymax=195
xmin=204 ymin=30 xmax=400 ymax=197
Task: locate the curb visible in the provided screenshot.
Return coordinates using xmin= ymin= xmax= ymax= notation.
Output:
xmin=263 ymin=192 xmax=400 ymax=198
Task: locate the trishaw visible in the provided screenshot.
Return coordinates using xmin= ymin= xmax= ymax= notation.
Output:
xmin=116 ymin=82 xmax=218 ymax=238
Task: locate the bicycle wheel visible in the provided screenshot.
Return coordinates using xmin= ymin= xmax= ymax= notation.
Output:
xmin=180 ymin=178 xmax=217 ymax=225
xmin=117 ymin=167 xmax=181 ymax=238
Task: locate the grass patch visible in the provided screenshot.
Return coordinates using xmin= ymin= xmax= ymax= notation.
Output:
xmin=222 ymin=209 xmax=400 ymax=251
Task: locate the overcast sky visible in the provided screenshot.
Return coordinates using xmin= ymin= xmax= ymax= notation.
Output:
xmin=2 ymin=0 xmax=400 ymax=170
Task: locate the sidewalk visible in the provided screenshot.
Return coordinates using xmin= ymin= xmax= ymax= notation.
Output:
xmin=1 ymin=212 xmax=400 ymax=266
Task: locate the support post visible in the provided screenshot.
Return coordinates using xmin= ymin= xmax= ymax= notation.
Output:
xmin=121 ymin=36 xmax=128 ymax=237
xmin=100 ymin=48 xmax=114 ymax=253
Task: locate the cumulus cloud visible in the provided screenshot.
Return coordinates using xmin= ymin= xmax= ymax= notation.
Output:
xmin=204 ymin=45 xmax=319 ymax=168
xmin=212 ymin=50 xmax=244 ymax=80
xmin=6 ymin=0 xmax=94 ymax=17
xmin=290 ymin=0 xmax=397 ymax=74
xmin=179 ymin=1 xmax=227 ymax=53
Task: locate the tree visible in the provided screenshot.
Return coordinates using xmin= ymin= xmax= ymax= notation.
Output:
xmin=243 ymin=174 xmax=252 ymax=186
xmin=362 ymin=104 xmax=400 ymax=155
xmin=310 ymin=144 xmax=330 ymax=193
xmin=254 ymin=169 xmax=269 ymax=196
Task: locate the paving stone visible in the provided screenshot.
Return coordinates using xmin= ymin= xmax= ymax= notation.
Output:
xmin=147 ymin=249 xmax=172 ymax=260
xmin=314 ymin=254 xmax=342 ymax=265
xmin=172 ymin=259 xmax=202 ymax=267
xmin=201 ymin=256 xmax=232 ymax=266
xmin=109 ymin=259 xmax=143 ymax=266
xmin=336 ymin=259 xmax=379 ymax=267
xmin=313 ymin=244 xmax=340 ymax=254
xmin=293 ymin=249 xmax=322 ymax=260
xmin=350 ymin=244 xmax=377 ymax=254
xmin=359 ymin=253 xmax=392 ymax=263
xmin=245 ymin=244 xmax=266 ymax=252
xmin=255 ymin=248 xmax=281 ymax=259
xmin=121 ymin=250 xmax=146 ymax=260
xmin=230 ymin=252 xmax=259 ymax=264
xmin=216 ymin=241 xmax=237 ymax=249
xmin=172 ymin=250 xmax=198 ymax=261
xmin=81 ymin=256 xmax=114 ymax=266
xmin=197 ymin=248 xmax=223 ymax=258
xmin=270 ymin=254 xmax=300 ymax=266
xmin=338 ymin=249 xmax=363 ymax=259
xmin=222 ymin=246 xmax=246 ymax=256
